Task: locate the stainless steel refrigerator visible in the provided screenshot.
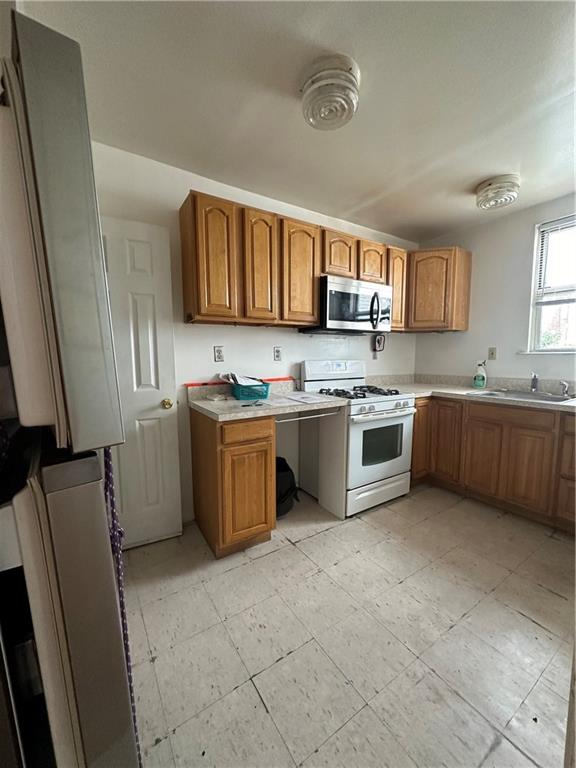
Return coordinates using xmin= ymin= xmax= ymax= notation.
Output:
xmin=0 ymin=11 xmax=138 ymax=768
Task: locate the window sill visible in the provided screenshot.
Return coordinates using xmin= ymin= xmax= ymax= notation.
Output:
xmin=517 ymin=349 xmax=576 ymax=355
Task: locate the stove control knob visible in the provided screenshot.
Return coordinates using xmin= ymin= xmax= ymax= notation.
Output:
xmin=358 ymin=406 xmax=366 ymax=414
xmin=368 ymin=405 xmax=376 ymax=412
xmin=402 ymin=400 xmax=409 ymax=408
xmin=394 ymin=401 xmax=401 ymax=408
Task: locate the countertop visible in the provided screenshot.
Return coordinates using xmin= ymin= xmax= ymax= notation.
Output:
xmin=397 ymin=384 xmax=576 ymax=412
xmin=188 ymin=385 xmax=576 ymax=421
xmin=188 ymin=392 xmax=347 ymax=422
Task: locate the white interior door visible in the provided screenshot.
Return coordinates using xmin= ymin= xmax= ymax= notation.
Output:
xmin=103 ymin=217 xmax=181 ymax=547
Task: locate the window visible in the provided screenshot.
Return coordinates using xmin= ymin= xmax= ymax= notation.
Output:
xmin=530 ymin=215 xmax=576 ymax=351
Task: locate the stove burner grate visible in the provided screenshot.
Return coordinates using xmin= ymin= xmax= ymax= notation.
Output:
xmin=318 ymin=387 xmax=367 ymax=399
xmin=353 ymin=385 xmax=400 ymax=397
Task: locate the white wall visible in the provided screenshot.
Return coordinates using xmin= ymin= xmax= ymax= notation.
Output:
xmin=92 ymin=143 xmax=417 ymax=522
xmin=416 ymin=194 xmax=576 ymax=382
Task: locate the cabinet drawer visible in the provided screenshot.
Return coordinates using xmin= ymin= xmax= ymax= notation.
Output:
xmin=467 ymin=402 xmax=556 ymax=430
xmin=221 ymin=418 xmax=274 ymax=445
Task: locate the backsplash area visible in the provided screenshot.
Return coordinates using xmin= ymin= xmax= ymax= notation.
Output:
xmin=174 ymin=324 xmax=417 ymax=386
xmin=414 ymin=373 xmax=575 ymax=394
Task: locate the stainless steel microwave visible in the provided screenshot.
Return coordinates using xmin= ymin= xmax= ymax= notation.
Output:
xmin=317 ymin=275 xmax=392 ymax=333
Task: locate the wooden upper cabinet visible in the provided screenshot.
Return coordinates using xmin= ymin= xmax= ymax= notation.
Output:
xmin=503 ymin=426 xmax=555 ymax=515
xmin=358 ymin=240 xmax=387 ymax=283
xmin=180 ymin=192 xmax=239 ymax=321
xmin=243 ymin=208 xmax=279 ymax=321
xmin=430 ymin=398 xmax=463 ymax=484
xmin=411 ymin=397 xmax=431 ymax=481
xmin=322 ymin=230 xmax=358 ymax=278
xmin=462 ymin=419 xmax=503 ymax=497
xmin=408 ymin=248 xmax=471 ymax=331
xmin=281 ymin=218 xmax=321 ymax=324
xmin=389 ymin=247 xmax=408 ymax=330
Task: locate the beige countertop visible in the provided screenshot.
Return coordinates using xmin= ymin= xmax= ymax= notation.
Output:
xmin=188 ymin=392 xmax=347 ymax=422
xmin=398 ymin=384 xmax=576 ymax=412
xmin=188 ymin=385 xmax=576 ymax=421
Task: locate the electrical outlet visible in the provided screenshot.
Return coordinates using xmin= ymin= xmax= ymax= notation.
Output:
xmin=273 ymin=346 xmax=282 ymax=362
xmin=213 ymin=346 xmax=224 ymax=363
xmin=488 ymin=347 xmax=497 ymax=361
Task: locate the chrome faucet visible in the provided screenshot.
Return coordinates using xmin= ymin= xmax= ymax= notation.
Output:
xmin=530 ymin=372 xmax=539 ymax=392
xmin=560 ymin=380 xmax=570 ymax=397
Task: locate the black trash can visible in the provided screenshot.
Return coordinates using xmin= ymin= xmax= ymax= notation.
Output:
xmin=276 ymin=456 xmax=299 ymax=517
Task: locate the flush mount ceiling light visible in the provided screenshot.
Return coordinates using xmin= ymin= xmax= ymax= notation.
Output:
xmin=476 ymin=174 xmax=521 ymax=210
xmin=301 ymin=54 xmax=361 ymax=130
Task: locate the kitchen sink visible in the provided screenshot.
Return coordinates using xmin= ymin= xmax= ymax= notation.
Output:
xmin=466 ymin=389 xmax=575 ymax=403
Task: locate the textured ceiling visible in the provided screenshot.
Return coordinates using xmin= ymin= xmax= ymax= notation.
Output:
xmin=20 ymin=1 xmax=575 ymax=240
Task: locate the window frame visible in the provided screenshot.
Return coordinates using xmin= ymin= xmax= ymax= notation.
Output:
xmin=528 ymin=214 xmax=576 ymax=353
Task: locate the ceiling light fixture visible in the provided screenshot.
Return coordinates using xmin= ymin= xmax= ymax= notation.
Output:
xmin=301 ymin=54 xmax=361 ymax=131
xmin=476 ymin=174 xmax=521 ymax=210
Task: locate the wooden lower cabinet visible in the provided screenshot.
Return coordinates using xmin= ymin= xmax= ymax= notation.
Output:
xmin=502 ymin=426 xmax=555 ymax=515
xmin=462 ymin=419 xmax=503 ymax=497
xmin=190 ymin=410 xmax=275 ymax=557
xmin=411 ymin=397 xmax=431 ymax=480
xmin=415 ymin=397 xmax=573 ymax=532
xmin=557 ymin=478 xmax=576 ymax=523
xmin=555 ymin=415 xmax=575 ymax=525
xmin=430 ymin=398 xmax=463 ymax=485
xmin=222 ymin=440 xmax=275 ymax=546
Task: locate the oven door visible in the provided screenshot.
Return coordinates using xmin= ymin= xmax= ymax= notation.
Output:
xmin=323 ymin=276 xmax=392 ymax=332
xmin=347 ymin=408 xmax=415 ymax=489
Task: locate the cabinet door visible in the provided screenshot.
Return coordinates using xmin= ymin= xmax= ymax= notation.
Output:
xmin=408 ymin=250 xmax=453 ymax=329
xmin=430 ymin=399 xmax=463 ymax=484
xmin=243 ymin=208 xmax=278 ymax=321
xmin=389 ymin=247 xmax=408 ymax=330
xmin=221 ymin=440 xmax=274 ymax=547
xmin=195 ymin=193 xmax=239 ymax=318
xmin=323 ymin=230 xmax=357 ymax=278
xmin=503 ymin=426 xmax=555 ymax=514
xmin=560 ymin=432 xmax=575 ymax=479
xmin=358 ymin=240 xmax=387 ymax=283
xmin=462 ymin=419 xmax=503 ymax=497
xmin=557 ymin=478 xmax=575 ymax=523
xmin=411 ymin=398 xmax=431 ymax=480
xmin=281 ymin=219 xmax=320 ymax=323
xmin=555 ymin=421 xmax=575 ymax=525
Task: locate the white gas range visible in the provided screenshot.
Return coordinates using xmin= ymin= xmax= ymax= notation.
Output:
xmin=300 ymin=360 xmax=416 ymax=518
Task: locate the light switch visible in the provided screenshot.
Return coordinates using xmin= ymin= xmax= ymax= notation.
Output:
xmin=488 ymin=347 xmax=497 ymax=360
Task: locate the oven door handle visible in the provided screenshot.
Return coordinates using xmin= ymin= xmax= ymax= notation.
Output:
xmin=350 ymin=407 xmax=416 ymax=423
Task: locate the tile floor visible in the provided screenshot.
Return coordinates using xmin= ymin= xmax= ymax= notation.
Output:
xmin=124 ymin=487 xmax=575 ymax=768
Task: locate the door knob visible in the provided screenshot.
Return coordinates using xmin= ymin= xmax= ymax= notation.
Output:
xmin=161 ymin=398 xmax=174 ymax=409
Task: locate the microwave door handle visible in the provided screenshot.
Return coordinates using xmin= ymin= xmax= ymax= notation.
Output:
xmin=375 ymin=292 xmax=381 ymax=327
xmin=369 ymin=292 xmax=378 ymax=329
